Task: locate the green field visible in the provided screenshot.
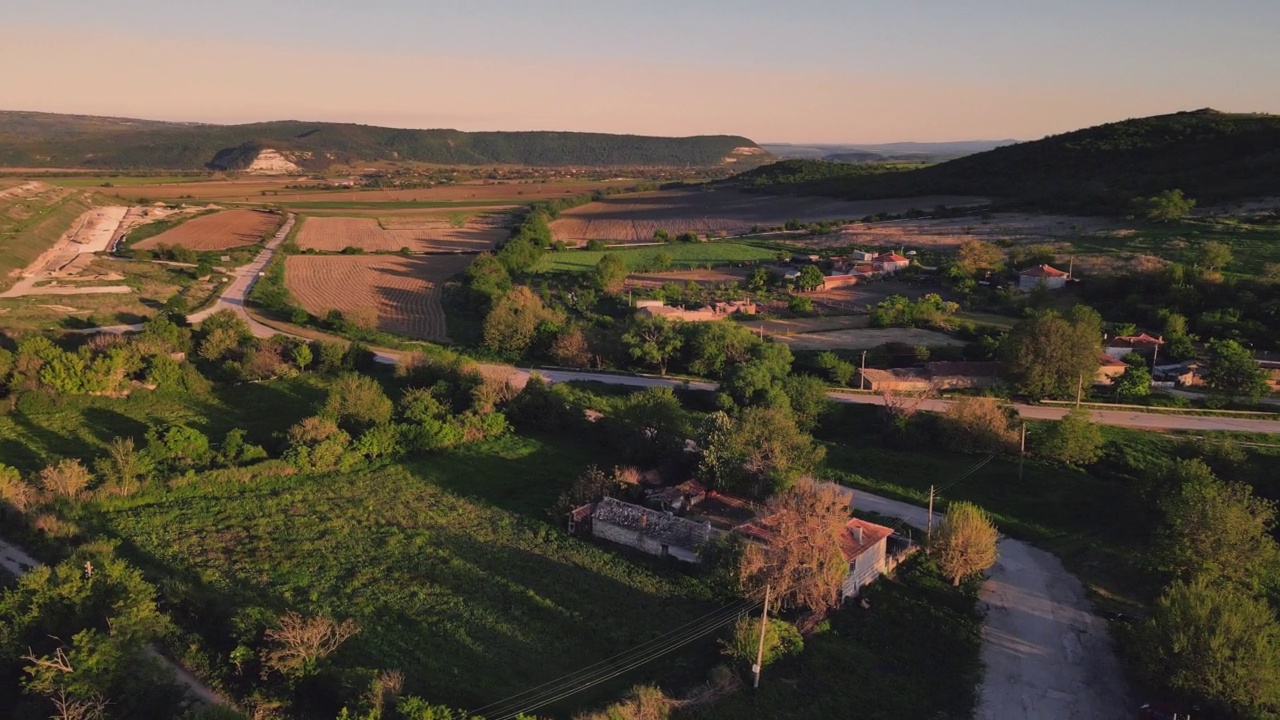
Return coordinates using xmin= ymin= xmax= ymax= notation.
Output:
xmin=1067 ymin=217 xmax=1280 ymax=276
xmin=532 ymin=241 xmax=778 ymax=274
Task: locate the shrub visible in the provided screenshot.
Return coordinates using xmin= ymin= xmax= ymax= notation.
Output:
xmin=939 ymin=397 xmax=1017 ymax=454
xmin=930 ymin=501 xmax=999 ymax=585
xmin=1039 ymin=409 xmax=1103 ymax=465
xmin=37 ymin=458 xmax=93 ymax=499
xmin=720 ymin=616 xmax=804 ymax=669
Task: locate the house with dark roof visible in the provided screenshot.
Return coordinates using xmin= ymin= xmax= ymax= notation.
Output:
xmin=838 ymin=518 xmax=896 ymax=600
xmin=1105 ymin=333 xmax=1165 ymax=360
xmin=1018 ymin=264 xmax=1069 ymax=291
xmin=591 ymin=497 xmax=719 ymax=562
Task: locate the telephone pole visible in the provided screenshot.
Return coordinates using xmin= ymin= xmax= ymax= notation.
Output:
xmin=927 ymin=485 xmax=935 ymax=540
xmin=1075 ymin=374 xmax=1083 ymax=408
xmin=860 ymin=351 xmax=867 ymax=390
xmin=752 ymin=584 xmax=772 ymax=689
xmin=1019 ymin=423 xmax=1027 ymax=482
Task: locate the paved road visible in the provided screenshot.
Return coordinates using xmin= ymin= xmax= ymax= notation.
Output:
xmin=0 ymin=537 xmax=234 ymax=709
xmin=843 ymin=487 xmax=1133 ymax=720
xmin=187 ymin=213 xmax=295 ymax=338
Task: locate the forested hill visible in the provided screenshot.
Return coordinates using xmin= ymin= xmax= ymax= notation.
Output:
xmin=0 ymin=111 xmax=768 ymax=170
xmin=738 ymin=110 xmax=1280 ymax=212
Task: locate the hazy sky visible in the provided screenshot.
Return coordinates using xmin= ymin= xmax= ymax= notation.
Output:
xmin=3 ymin=0 xmax=1278 ymax=142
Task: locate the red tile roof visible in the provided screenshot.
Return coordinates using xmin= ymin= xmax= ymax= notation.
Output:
xmin=1098 ymin=352 xmax=1127 ymax=367
xmin=1019 ymin=264 xmax=1068 ymax=278
xmin=876 ymin=253 xmax=910 ymax=263
xmin=1110 ymin=334 xmax=1164 ymax=348
xmin=838 ymin=518 xmax=895 ymax=563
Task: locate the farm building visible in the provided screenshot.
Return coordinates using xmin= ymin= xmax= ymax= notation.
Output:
xmin=850 ymin=250 xmax=876 ymax=262
xmin=873 ymin=253 xmax=911 ymax=273
xmin=1105 ymin=334 xmax=1165 ymax=360
xmin=635 ymin=299 xmax=756 ymax=322
xmin=1096 ymin=353 xmax=1128 ymax=384
xmin=1018 ymin=264 xmax=1069 ymax=291
xmin=1153 ymin=360 xmax=1205 ymax=387
xmin=857 ymin=367 xmax=934 ymax=392
xmin=820 ymin=272 xmax=862 ymax=290
xmin=648 ymin=480 xmax=709 ymax=513
xmin=591 ymin=497 xmax=719 ymax=562
xmin=838 ymin=518 xmax=897 ymax=600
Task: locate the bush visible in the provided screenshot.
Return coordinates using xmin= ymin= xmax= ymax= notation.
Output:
xmin=939 ymin=397 xmax=1017 ymax=454
xmin=720 ymin=615 xmax=803 ymax=669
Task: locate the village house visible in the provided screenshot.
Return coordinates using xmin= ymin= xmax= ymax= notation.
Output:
xmin=635 ymin=299 xmax=756 ymax=322
xmin=838 ymin=518 xmax=896 ymax=600
xmin=873 ymin=252 xmax=911 ymax=273
xmin=590 ymin=497 xmax=719 ymax=562
xmin=1105 ymin=333 xmax=1165 ymax=361
xmin=1096 ymin=353 xmax=1128 ymax=384
xmin=1018 ymin=264 xmax=1069 ymax=291
xmin=849 ymin=250 xmax=876 ymax=262
xmin=1153 ymin=360 xmax=1205 ymax=387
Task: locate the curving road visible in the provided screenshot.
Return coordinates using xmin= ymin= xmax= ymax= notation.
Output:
xmin=845 ymin=488 xmax=1133 ymax=720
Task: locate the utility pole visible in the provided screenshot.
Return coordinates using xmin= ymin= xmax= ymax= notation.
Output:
xmin=860 ymin=350 xmax=867 ymax=390
xmin=1076 ymin=374 xmax=1083 ymax=409
xmin=927 ymin=485 xmax=935 ymax=540
xmin=1019 ymin=423 xmax=1027 ymax=482
xmin=752 ymin=584 xmax=772 ymax=689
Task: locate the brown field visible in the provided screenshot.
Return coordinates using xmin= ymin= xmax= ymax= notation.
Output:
xmin=295 ymin=214 xmax=506 ymax=252
xmin=133 ymin=209 xmax=280 ymax=250
xmin=820 ymin=213 xmax=1118 ymax=250
xmin=549 ymin=188 xmax=987 ymax=244
xmin=283 ymin=254 xmax=473 ymax=341
xmin=85 ymin=178 xmax=637 ymax=205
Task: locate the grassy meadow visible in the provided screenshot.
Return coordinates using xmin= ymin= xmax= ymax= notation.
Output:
xmin=0 ymin=189 xmax=97 ymax=289
xmin=532 ymin=241 xmax=778 ymax=274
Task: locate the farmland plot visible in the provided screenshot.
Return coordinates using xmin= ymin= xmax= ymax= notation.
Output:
xmin=549 ymin=188 xmax=986 ymax=244
xmin=132 ymin=208 xmax=280 ymax=250
xmin=284 ymin=254 xmax=473 ymax=341
xmin=295 ymin=215 xmax=506 ymax=252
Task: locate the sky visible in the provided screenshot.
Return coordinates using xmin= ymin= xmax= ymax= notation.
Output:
xmin=2 ymin=0 xmax=1278 ymax=143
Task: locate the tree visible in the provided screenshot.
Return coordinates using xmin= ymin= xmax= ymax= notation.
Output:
xmin=622 ymin=315 xmax=684 ymax=375
xmin=939 ymin=397 xmax=1017 ymax=454
xmin=814 ymin=351 xmax=855 ymax=386
xmin=1198 ymin=240 xmax=1233 ymax=271
xmin=699 ymin=407 xmax=825 ymax=497
xmin=781 ymin=374 xmax=831 ymax=432
xmin=1157 ymin=468 xmax=1280 ymax=593
xmin=291 ymin=342 xmax=313 ymax=371
xmin=324 ymin=373 xmax=394 ymax=429
xmin=37 ymin=459 xmax=93 ymax=499
xmin=1136 ymin=579 xmax=1280 ymax=716
xmin=482 ymin=286 xmax=558 ymax=356
xmin=1039 ymin=409 xmax=1103 ymax=465
xmin=796 ymin=265 xmax=824 ymax=292
xmin=684 ymin=322 xmax=760 ymax=377
xmin=594 ymin=253 xmax=628 ymax=293
xmin=1204 ymin=339 xmax=1269 ymax=401
xmin=146 ymin=425 xmax=212 ymax=471
xmin=549 ymin=325 xmax=592 ymax=368
xmin=1114 ymin=356 xmax=1152 ymax=401
xmin=601 ymin=387 xmax=690 ymax=466
xmin=465 ymin=253 xmax=513 ymax=306
xmin=787 ymin=294 xmax=814 ymax=315
xmin=1142 ymin=189 xmax=1195 ymax=223
xmin=260 ymin=611 xmax=359 ymax=678
xmin=496 ymin=237 xmax=541 ymax=274
xmin=1002 ymin=310 xmax=1101 ymax=399
xmin=953 ymin=239 xmax=1004 ymax=276
xmin=738 ymin=478 xmax=850 ymax=612
xmin=93 ymin=437 xmax=152 ymax=495
xmin=930 ymin=501 xmax=999 ymax=586
xmin=720 ymin=616 xmax=803 ymax=669
xmin=284 ymin=416 xmax=353 ymax=472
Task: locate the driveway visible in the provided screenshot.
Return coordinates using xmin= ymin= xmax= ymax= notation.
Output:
xmin=846 ymin=488 xmax=1133 ymax=720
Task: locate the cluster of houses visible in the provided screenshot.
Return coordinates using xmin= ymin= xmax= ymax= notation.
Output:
xmin=773 ymin=250 xmax=913 ymax=290
xmin=570 ymin=476 xmax=913 ymax=603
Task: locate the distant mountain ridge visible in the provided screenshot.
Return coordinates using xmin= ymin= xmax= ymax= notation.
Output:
xmin=748 ymin=110 xmax=1280 ymax=211
xmin=0 ymin=111 xmax=769 ymax=170
xmin=761 ymin=140 xmax=1015 ymax=163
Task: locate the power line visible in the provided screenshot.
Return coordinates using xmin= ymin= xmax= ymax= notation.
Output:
xmin=488 ymin=603 xmax=755 ymax=720
xmin=470 ymin=599 xmax=754 ymax=718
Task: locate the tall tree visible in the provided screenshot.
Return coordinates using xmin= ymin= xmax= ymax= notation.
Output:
xmin=1203 ymin=339 xmax=1269 ymax=401
xmin=1136 ymin=579 xmax=1280 ymax=717
xmin=482 ymin=286 xmax=558 ymax=356
xmin=594 ymin=253 xmax=628 ymax=293
xmin=1198 ymin=240 xmax=1233 ymax=271
xmin=1039 ymin=409 xmax=1104 ymax=466
xmin=939 ymin=397 xmax=1017 ymax=454
xmin=1002 ymin=309 xmax=1102 ymax=399
xmin=1142 ymin=189 xmax=1195 ymax=223
xmin=738 ymin=478 xmax=850 ymax=612
xmin=622 ymin=316 xmax=684 ymax=375
xmin=698 ymin=407 xmax=824 ymax=497
xmin=930 ymin=501 xmax=999 ymax=586
xmin=1157 ymin=468 xmax=1280 ymax=593
xmin=796 ymin=265 xmax=825 ymax=292
xmin=953 ymin=239 xmax=1005 ymax=276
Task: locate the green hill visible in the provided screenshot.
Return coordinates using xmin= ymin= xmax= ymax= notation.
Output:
xmin=0 ymin=111 xmax=767 ymax=170
xmin=745 ymin=110 xmax=1280 ymax=212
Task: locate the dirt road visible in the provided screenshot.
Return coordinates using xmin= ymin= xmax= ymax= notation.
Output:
xmin=0 ymin=537 xmax=235 ymax=709
xmin=845 ymin=488 xmax=1133 ymax=720
xmin=187 ymin=213 xmax=295 ymax=338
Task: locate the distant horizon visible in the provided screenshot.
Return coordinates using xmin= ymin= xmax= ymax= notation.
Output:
xmin=4 ymin=1 xmax=1278 ymax=143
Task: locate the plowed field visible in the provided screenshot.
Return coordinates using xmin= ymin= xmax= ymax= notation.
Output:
xmin=295 ymin=215 xmax=505 ymax=252
xmin=283 ymin=254 xmax=473 ymax=341
xmin=133 ymin=209 xmax=280 ymax=250
xmin=549 ymin=189 xmax=986 ymax=244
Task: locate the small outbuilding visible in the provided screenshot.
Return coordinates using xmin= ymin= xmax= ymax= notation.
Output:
xmin=591 ymin=497 xmax=719 ymax=562
xmin=1018 ymin=264 xmax=1069 ymax=291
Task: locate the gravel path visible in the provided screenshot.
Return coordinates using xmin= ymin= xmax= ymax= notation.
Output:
xmin=847 ymin=488 xmax=1133 ymax=720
